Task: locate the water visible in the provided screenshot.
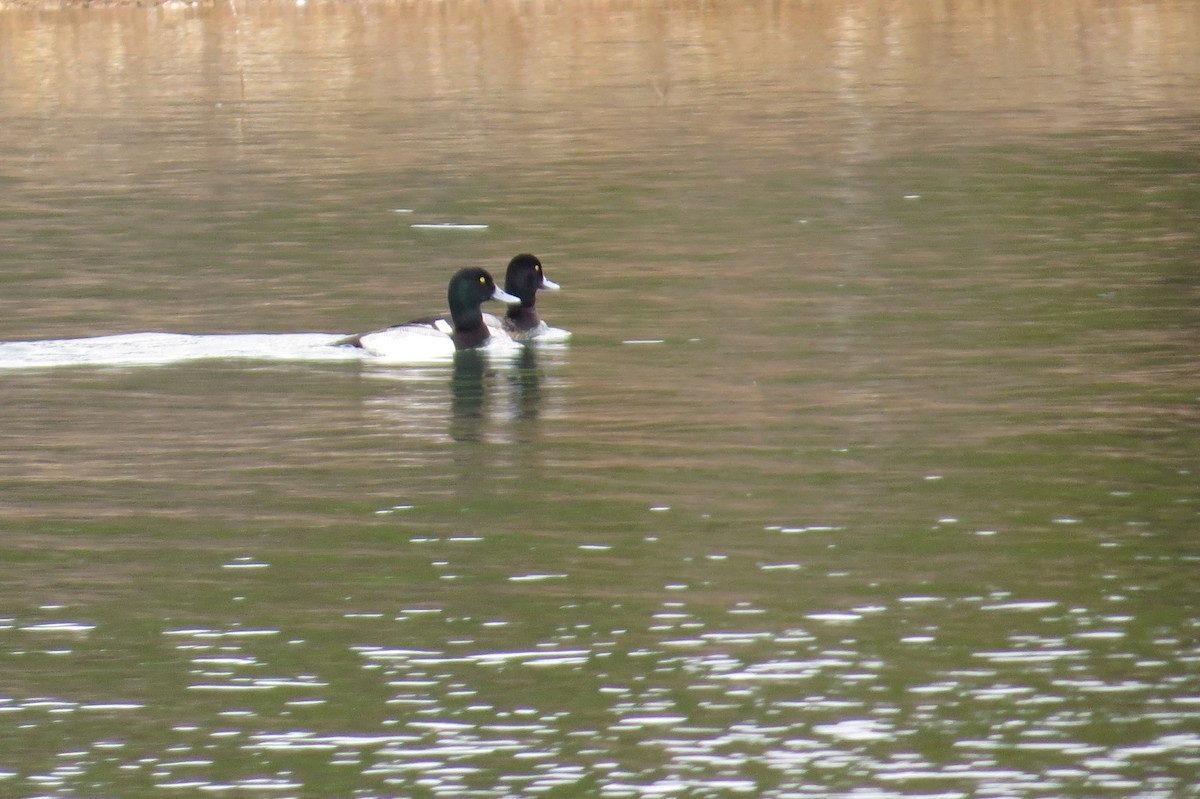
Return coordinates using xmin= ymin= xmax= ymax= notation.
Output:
xmin=1 ymin=1 xmax=1198 ymax=797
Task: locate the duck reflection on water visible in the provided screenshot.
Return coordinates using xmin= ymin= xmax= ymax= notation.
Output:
xmin=362 ymin=344 xmax=565 ymax=448
xmin=452 ymin=346 xmax=551 ymax=443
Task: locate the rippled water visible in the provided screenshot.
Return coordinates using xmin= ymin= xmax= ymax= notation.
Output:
xmin=1 ymin=1 xmax=1198 ymax=797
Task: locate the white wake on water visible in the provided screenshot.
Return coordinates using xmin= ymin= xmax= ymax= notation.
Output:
xmin=0 ymin=332 xmax=368 ymax=369
xmin=0 ymin=328 xmax=566 ymax=369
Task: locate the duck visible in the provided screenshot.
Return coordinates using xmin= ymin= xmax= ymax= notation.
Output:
xmin=483 ymin=253 xmax=567 ymax=340
xmin=338 ymin=267 xmax=522 ymax=361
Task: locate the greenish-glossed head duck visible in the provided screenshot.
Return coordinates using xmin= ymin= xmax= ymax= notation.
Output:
xmin=339 ymin=267 xmax=520 ymax=358
xmin=446 ymin=267 xmax=522 ymax=348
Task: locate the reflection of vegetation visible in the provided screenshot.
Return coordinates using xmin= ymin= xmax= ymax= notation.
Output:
xmin=1 ymin=5 xmax=1197 ymax=795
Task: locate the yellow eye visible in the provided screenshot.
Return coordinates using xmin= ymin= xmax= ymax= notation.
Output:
xmin=479 ymin=276 xmax=486 ymax=284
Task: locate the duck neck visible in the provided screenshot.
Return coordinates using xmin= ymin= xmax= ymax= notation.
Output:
xmin=450 ymin=306 xmax=489 ymax=350
xmin=452 ymin=324 xmax=490 ymax=350
xmin=505 ymin=303 xmax=540 ymax=331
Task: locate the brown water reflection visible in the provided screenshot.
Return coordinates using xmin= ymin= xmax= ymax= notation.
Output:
xmin=1 ymin=0 xmax=1197 ymax=336
xmin=1 ymin=1 xmax=1199 ymax=798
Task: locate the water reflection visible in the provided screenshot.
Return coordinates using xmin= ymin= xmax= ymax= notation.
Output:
xmin=362 ymin=345 xmax=563 ymax=447
xmin=447 ymin=348 xmax=548 ymax=444
xmin=0 ymin=1 xmax=1197 ymax=798
xmin=449 ymin=351 xmax=488 ymax=443
xmin=508 ymin=346 xmax=545 ymax=425
xmin=109 ymin=584 xmax=1198 ymax=798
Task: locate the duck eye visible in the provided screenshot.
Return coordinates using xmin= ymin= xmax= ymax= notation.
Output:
xmin=479 ymin=276 xmax=486 ymax=284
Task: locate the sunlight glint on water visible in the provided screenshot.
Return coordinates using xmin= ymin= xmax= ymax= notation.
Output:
xmin=0 ymin=1 xmax=1198 ymax=797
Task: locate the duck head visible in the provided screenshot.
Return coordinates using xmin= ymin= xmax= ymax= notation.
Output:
xmin=503 ymin=254 xmax=560 ymax=329
xmin=448 ymin=266 xmax=520 ymax=349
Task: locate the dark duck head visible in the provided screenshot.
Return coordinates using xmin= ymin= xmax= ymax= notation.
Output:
xmin=502 ymin=253 xmax=560 ymax=333
xmin=448 ymin=266 xmax=521 ymax=349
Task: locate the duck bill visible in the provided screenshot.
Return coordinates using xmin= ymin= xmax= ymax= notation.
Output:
xmin=540 ymin=276 xmax=561 ymax=291
xmin=491 ymin=286 xmax=522 ymax=305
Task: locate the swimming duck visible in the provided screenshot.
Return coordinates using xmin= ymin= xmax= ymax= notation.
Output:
xmin=484 ymin=253 xmax=565 ymax=339
xmin=339 ymin=267 xmax=521 ymax=361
